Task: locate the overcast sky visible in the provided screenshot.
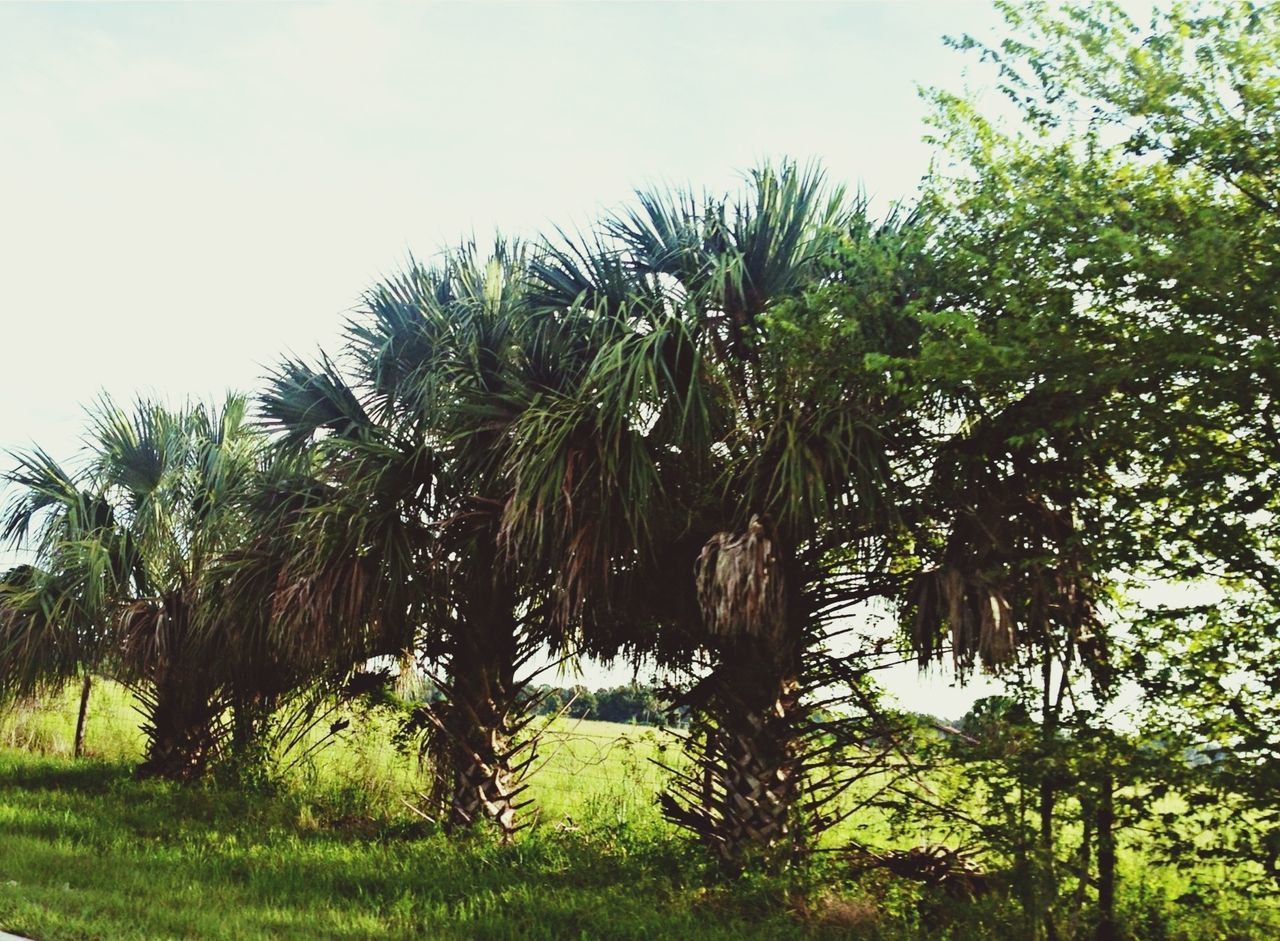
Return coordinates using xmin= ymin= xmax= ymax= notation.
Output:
xmin=3 ymin=0 xmax=1136 ymax=714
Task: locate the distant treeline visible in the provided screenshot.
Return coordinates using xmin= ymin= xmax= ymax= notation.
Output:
xmin=528 ymin=683 xmax=685 ymax=728
xmin=394 ymin=675 xmax=681 ymax=727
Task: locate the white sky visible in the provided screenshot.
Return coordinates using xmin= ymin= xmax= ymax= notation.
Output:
xmin=1 ymin=1 xmax=1163 ymax=718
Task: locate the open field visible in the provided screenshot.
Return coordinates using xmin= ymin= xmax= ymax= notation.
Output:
xmin=0 ymin=685 xmax=871 ymax=941
xmin=0 ymin=685 xmax=1274 ymax=940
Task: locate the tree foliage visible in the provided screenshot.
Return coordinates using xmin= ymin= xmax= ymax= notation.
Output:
xmin=918 ymin=0 xmax=1280 ymax=921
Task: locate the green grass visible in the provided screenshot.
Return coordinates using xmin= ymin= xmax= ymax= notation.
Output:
xmin=0 ymin=749 xmax=883 ymax=941
xmin=2 ymin=687 xmax=860 ymax=940
xmin=0 ymin=685 xmax=1274 ymax=940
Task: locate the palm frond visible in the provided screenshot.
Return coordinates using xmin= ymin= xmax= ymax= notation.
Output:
xmin=1 ymin=448 xmax=83 ymax=547
xmin=260 ymin=356 xmax=373 ymax=448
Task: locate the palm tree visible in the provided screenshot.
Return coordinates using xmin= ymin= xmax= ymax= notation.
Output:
xmin=498 ymin=162 xmax=933 ymax=866
xmin=0 ymin=561 xmax=103 ymax=758
xmin=0 ymin=395 xmax=267 ymax=779
xmin=254 ymin=242 xmax=600 ymax=835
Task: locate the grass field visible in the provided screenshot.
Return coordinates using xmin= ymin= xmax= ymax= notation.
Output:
xmin=0 ymin=683 xmax=1273 ymax=940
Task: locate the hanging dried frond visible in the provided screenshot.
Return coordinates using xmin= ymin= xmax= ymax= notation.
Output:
xmin=906 ymin=567 xmax=1018 ymax=673
xmin=979 ymin=588 xmax=1016 ymax=669
xmin=118 ymin=599 xmax=168 ymax=680
xmin=270 ymin=553 xmax=374 ymax=666
xmin=695 ymin=514 xmax=788 ymax=648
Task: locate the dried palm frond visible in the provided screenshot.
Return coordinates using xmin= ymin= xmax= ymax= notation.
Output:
xmin=695 ymin=515 xmax=788 ymax=648
xmin=906 ymin=567 xmax=1018 ymax=673
xmin=118 ymin=600 xmax=165 ymax=678
xmin=979 ymin=589 xmax=1016 ymax=669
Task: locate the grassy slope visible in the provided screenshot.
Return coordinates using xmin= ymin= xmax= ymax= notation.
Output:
xmin=0 ymin=684 xmax=1274 ymax=940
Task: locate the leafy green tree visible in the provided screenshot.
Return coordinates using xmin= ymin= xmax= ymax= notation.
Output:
xmin=1129 ymin=599 xmax=1280 ymax=893
xmin=529 ymin=684 xmax=598 ymax=720
xmin=914 ymin=0 xmax=1280 ymax=928
xmin=594 ymin=684 xmax=664 ymax=725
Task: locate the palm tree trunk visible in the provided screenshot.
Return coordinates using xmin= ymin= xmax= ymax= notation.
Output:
xmin=427 ymin=584 xmax=530 ymax=838
xmin=230 ymin=689 xmax=256 ymax=757
xmin=137 ymin=675 xmax=218 ymax=782
xmin=668 ymin=518 xmax=807 ymax=870
xmin=711 ymin=646 xmax=802 ymax=866
xmin=73 ymin=673 xmax=92 ymax=759
xmin=662 ymin=638 xmax=804 ymax=870
xmin=439 ymin=653 xmax=520 ymax=835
